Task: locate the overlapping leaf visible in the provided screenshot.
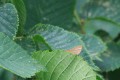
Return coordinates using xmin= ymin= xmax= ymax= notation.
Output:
xmin=76 ymin=0 xmax=120 ymax=38
xmin=0 ymin=3 xmax=18 ymax=38
xmin=0 ymin=32 xmax=45 ymax=78
xmin=78 ymin=0 xmax=120 ymax=22
xmin=15 ymin=37 xmax=36 ymax=54
xmin=11 ymin=0 xmax=26 ymax=35
xmin=81 ymin=34 xmax=107 ymax=59
xmin=84 ymin=19 xmax=120 ymax=38
xmin=23 ymin=0 xmax=75 ymax=31
xmin=94 ymin=43 xmax=120 ymax=72
xmin=30 ymin=24 xmax=99 ymax=70
xmin=33 ymin=50 xmax=96 ymax=80
xmin=30 ymin=24 xmax=83 ymax=50
xmin=79 ymin=34 xmax=107 ymax=70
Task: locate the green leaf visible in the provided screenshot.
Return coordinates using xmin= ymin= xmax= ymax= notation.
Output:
xmin=94 ymin=42 xmax=120 ymax=72
xmin=0 ymin=32 xmax=45 ymax=78
xmin=76 ymin=0 xmax=120 ymax=38
xmin=0 ymin=3 xmax=18 ymax=38
xmin=15 ymin=37 xmax=36 ymax=55
xmin=32 ymin=35 xmax=52 ymax=50
xmin=84 ymin=18 xmax=120 ymax=38
xmin=23 ymin=0 xmax=76 ymax=31
xmin=81 ymin=34 xmax=107 ymax=59
xmin=76 ymin=0 xmax=90 ymax=11
xmin=80 ymin=45 xmax=100 ymax=71
xmin=33 ymin=50 xmax=96 ymax=80
xmin=78 ymin=0 xmax=120 ymax=23
xmin=96 ymin=74 xmax=104 ymax=80
xmin=31 ymin=24 xmax=99 ymax=70
xmin=78 ymin=34 xmax=106 ymax=70
xmin=30 ymin=24 xmax=83 ymax=50
xmin=11 ymin=0 xmax=26 ymax=35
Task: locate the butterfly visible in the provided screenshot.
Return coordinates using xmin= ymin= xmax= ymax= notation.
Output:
xmin=66 ymin=46 xmax=82 ymax=55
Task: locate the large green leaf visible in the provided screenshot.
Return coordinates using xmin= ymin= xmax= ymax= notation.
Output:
xmin=81 ymin=34 xmax=107 ymax=59
xmin=76 ymin=0 xmax=120 ymax=38
xmin=84 ymin=18 xmax=120 ymax=38
xmin=31 ymin=24 xmax=99 ymax=70
xmin=33 ymin=50 xmax=96 ymax=80
xmin=15 ymin=37 xmax=36 ymax=54
xmin=0 ymin=3 xmax=18 ymax=38
xmin=30 ymin=24 xmax=83 ymax=50
xmin=23 ymin=0 xmax=75 ymax=31
xmin=78 ymin=34 xmax=107 ymax=70
xmin=80 ymin=48 xmax=100 ymax=71
xmin=78 ymin=0 xmax=120 ymax=22
xmin=0 ymin=32 xmax=45 ymax=78
xmin=0 ymin=0 xmax=26 ymax=35
xmin=94 ymin=43 xmax=120 ymax=72
xmin=11 ymin=0 xmax=26 ymax=35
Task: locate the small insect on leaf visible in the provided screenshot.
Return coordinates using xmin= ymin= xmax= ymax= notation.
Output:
xmin=66 ymin=46 xmax=82 ymax=55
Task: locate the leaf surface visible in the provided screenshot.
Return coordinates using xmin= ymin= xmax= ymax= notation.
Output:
xmin=31 ymin=24 xmax=83 ymax=50
xmin=81 ymin=34 xmax=107 ymax=59
xmin=0 ymin=3 xmax=18 ymax=38
xmin=11 ymin=0 xmax=26 ymax=35
xmin=33 ymin=50 xmax=96 ymax=80
xmin=31 ymin=24 xmax=99 ymax=70
xmin=77 ymin=0 xmax=120 ymax=38
xmin=23 ymin=0 xmax=75 ymax=31
xmin=94 ymin=43 xmax=120 ymax=72
xmin=0 ymin=32 xmax=45 ymax=78
xmin=84 ymin=19 xmax=120 ymax=38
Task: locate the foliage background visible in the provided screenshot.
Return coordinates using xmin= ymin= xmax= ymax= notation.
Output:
xmin=0 ymin=0 xmax=119 ymax=80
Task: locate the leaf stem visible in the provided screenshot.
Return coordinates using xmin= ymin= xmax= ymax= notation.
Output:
xmin=105 ymin=72 xmax=109 ymax=80
xmin=74 ymin=10 xmax=85 ymax=34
